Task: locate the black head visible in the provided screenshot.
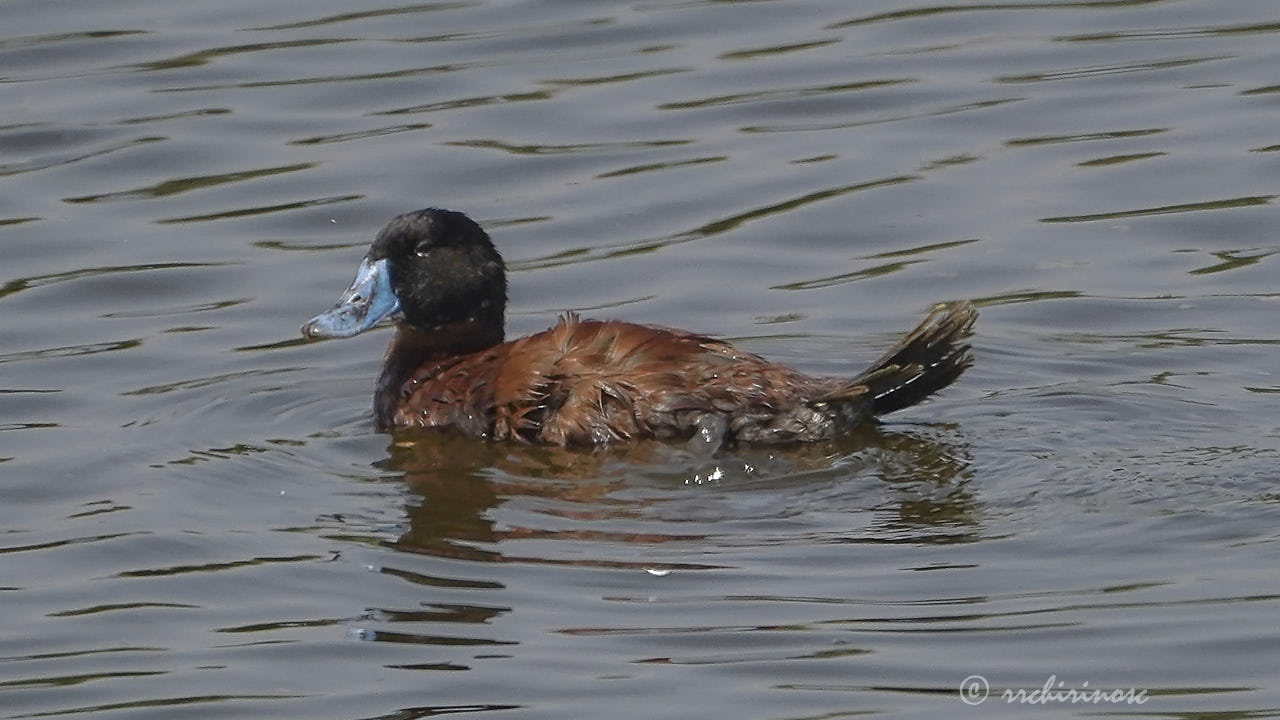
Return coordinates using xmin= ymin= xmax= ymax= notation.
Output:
xmin=302 ymin=208 xmax=507 ymax=339
xmin=370 ymin=209 xmax=507 ymax=330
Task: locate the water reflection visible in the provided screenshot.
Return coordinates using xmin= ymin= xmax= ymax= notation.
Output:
xmin=383 ymin=423 xmax=979 ymax=566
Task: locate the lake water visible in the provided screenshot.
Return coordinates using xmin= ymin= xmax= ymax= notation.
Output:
xmin=3 ymin=1 xmax=1279 ymax=718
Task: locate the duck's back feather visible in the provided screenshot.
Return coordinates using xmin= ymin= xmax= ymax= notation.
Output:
xmin=387 ymin=301 xmax=975 ymax=446
xmin=390 ymin=313 xmax=842 ymax=445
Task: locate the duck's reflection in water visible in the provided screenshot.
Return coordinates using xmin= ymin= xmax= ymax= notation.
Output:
xmin=380 ymin=423 xmax=980 ymax=565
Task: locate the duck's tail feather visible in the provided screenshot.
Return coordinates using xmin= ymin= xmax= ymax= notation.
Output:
xmin=819 ymin=301 xmax=977 ymax=417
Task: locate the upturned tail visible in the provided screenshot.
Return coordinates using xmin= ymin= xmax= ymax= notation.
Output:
xmin=820 ymin=301 xmax=977 ymax=417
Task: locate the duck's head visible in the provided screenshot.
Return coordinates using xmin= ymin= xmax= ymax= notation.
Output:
xmin=302 ymin=208 xmax=507 ymax=339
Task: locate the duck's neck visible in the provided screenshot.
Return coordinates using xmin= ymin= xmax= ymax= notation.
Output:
xmin=374 ymin=320 xmax=504 ymax=429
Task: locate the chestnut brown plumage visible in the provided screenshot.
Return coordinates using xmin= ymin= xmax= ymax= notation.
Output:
xmin=303 ymin=209 xmax=977 ymax=447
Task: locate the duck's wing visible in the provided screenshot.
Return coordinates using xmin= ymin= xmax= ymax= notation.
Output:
xmin=490 ymin=315 xmax=827 ymax=446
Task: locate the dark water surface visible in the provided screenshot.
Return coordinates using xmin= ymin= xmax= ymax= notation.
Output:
xmin=3 ymin=1 xmax=1279 ymax=718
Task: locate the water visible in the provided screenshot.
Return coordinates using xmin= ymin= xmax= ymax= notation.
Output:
xmin=3 ymin=0 xmax=1279 ymax=717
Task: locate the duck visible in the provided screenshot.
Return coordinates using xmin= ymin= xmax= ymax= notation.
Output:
xmin=302 ymin=208 xmax=977 ymax=448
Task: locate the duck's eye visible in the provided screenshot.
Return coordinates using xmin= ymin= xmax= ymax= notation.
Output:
xmin=414 ymin=243 xmax=433 ymax=258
